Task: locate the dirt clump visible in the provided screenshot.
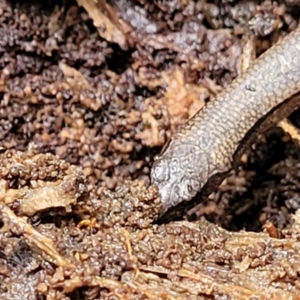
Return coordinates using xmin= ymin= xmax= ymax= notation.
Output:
xmin=1 ymin=0 xmax=300 ymax=299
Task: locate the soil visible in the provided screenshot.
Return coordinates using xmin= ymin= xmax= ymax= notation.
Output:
xmin=1 ymin=0 xmax=300 ymax=299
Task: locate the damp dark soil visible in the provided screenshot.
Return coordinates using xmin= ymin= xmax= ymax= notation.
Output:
xmin=1 ymin=0 xmax=300 ymax=299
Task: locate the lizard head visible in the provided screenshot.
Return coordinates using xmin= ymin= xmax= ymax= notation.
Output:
xmin=150 ymin=148 xmax=203 ymax=215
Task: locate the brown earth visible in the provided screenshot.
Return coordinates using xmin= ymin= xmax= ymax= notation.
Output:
xmin=1 ymin=0 xmax=300 ymax=299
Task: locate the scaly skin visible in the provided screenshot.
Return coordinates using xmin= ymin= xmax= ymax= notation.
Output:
xmin=151 ymin=26 xmax=300 ymax=217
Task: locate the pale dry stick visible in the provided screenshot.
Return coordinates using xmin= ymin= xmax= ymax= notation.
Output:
xmin=0 ymin=202 xmax=74 ymax=268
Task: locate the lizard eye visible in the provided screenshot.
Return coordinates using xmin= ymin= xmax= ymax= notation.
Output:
xmin=184 ymin=178 xmax=199 ymax=199
xmin=187 ymin=184 xmax=193 ymax=193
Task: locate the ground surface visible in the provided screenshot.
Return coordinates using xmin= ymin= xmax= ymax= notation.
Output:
xmin=1 ymin=0 xmax=300 ymax=299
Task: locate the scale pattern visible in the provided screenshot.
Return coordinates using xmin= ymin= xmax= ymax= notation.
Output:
xmin=151 ymin=26 xmax=300 ymax=215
